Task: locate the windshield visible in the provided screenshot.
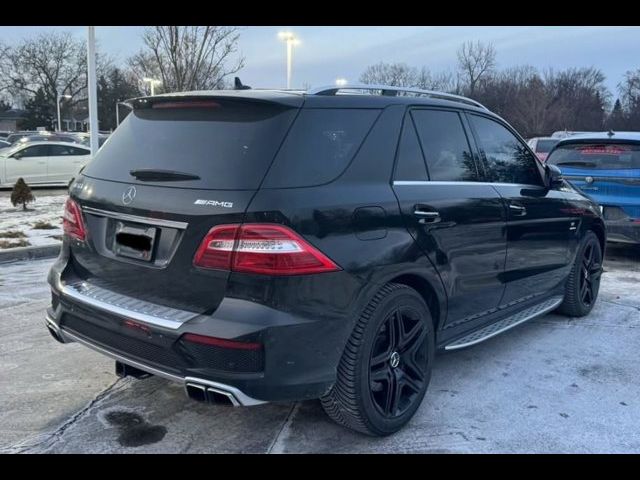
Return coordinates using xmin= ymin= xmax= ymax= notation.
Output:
xmin=547 ymin=143 xmax=640 ymax=169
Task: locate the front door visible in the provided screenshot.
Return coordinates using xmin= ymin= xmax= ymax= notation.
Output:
xmin=467 ymin=113 xmax=573 ymax=305
xmin=5 ymin=144 xmax=50 ymax=185
xmin=392 ymin=108 xmax=507 ymax=327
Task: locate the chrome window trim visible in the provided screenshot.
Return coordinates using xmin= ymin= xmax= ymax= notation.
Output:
xmin=82 ymin=206 xmax=188 ymax=230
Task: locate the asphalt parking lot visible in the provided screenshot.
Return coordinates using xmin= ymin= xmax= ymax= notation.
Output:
xmin=0 ymin=245 xmax=639 ymax=453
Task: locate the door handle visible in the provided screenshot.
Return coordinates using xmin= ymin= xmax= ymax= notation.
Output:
xmin=414 ymin=205 xmax=440 ymax=223
xmin=509 ymin=204 xmax=527 ymax=216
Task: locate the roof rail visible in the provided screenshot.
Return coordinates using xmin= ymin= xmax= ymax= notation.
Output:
xmin=306 ymin=83 xmax=488 ymax=110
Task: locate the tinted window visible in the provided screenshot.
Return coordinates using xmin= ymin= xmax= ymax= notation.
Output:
xmin=547 ymin=143 xmax=640 ymax=170
xmin=82 ymin=101 xmax=299 ymax=190
xmin=49 ymin=145 xmax=89 ymax=156
xmin=470 ymin=115 xmax=542 ymax=185
xmin=411 ymin=110 xmax=478 ymax=181
xmin=394 ymin=116 xmax=428 ymax=181
xmin=19 ymin=145 xmax=49 ymax=157
xmin=536 ymin=139 xmax=559 ymax=153
xmin=264 ymin=109 xmax=380 ymax=188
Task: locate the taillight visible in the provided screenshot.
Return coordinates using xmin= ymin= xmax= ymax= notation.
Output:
xmin=182 ymin=333 xmax=262 ymax=351
xmin=193 ymin=223 xmax=340 ymax=275
xmin=62 ymin=198 xmax=86 ymax=241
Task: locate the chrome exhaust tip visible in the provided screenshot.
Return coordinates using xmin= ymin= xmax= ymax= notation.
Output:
xmin=185 ymin=382 xmax=238 ymax=406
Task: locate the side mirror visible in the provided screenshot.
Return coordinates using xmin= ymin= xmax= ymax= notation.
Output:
xmin=545 ymin=164 xmax=563 ymax=188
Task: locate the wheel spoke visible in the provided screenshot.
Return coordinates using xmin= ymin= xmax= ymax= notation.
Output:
xmin=399 ymin=318 xmax=423 ymax=352
xmin=389 ymin=370 xmax=403 ymax=415
xmin=399 ymin=368 xmax=423 ymax=395
xmin=384 ymin=368 xmax=396 ymax=415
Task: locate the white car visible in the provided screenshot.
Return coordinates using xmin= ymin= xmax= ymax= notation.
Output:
xmin=0 ymin=141 xmax=91 ymax=187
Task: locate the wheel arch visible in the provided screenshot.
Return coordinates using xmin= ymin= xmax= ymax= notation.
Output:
xmin=387 ymin=273 xmax=444 ymax=332
xmin=587 ymin=219 xmax=606 ymax=255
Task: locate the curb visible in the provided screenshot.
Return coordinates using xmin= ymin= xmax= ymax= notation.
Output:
xmin=0 ymin=244 xmax=60 ymax=264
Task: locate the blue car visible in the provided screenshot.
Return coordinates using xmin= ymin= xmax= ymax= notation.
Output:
xmin=546 ymin=131 xmax=640 ymax=245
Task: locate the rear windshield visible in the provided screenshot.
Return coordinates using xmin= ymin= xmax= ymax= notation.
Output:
xmin=81 ymin=100 xmax=298 ymax=190
xmin=536 ymin=139 xmax=559 ymax=153
xmin=263 ymin=108 xmax=380 ymax=188
xmin=547 ymin=143 xmax=640 ymax=170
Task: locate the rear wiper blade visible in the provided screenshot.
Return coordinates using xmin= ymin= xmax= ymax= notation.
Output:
xmin=129 ymin=169 xmax=201 ymax=181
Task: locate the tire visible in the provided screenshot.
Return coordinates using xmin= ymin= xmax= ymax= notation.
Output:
xmin=321 ymin=283 xmax=434 ymax=436
xmin=557 ymin=231 xmax=603 ymax=317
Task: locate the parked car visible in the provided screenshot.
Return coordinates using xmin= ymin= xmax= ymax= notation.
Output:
xmin=551 ymin=130 xmax=591 ymax=139
xmin=527 ymin=136 xmax=561 ymax=162
xmin=45 ymin=84 xmax=605 ymax=436
xmin=546 ymin=131 xmax=639 ymax=245
xmin=71 ymin=132 xmax=110 ymax=148
xmin=0 ymin=139 xmax=10 ymax=150
xmin=0 ymin=131 xmax=12 ymax=139
xmin=0 ymin=141 xmax=91 ymax=187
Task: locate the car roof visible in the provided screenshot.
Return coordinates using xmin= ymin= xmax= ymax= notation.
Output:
xmin=12 ymin=140 xmax=90 ymax=149
xmin=127 ymin=86 xmax=494 ymax=116
xmin=556 ymin=131 xmax=640 ymax=146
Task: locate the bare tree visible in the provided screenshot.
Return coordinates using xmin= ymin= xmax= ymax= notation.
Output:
xmin=128 ymin=26 xmax=245 ymax=93
xmin=359 ymin=62 xmax=419 ymax=87
xmin=0 ymin=31 xmax=111 ymax=110
xmin=457 ymin=41 xmax=497 ymax=96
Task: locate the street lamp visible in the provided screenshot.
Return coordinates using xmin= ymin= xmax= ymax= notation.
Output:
xmin=143 ymin=77 xmax=161 ymax=96
xmin=335 ymin=78 xmax=348 ymax=86
xmin=56 ymin=93 xmax=72 ymax=132
xmin=277 ymin=32 xmax=300 ymax=89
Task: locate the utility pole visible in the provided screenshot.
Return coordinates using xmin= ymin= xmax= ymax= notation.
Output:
xmin=87 ymin=26 xmax=99 ymax=156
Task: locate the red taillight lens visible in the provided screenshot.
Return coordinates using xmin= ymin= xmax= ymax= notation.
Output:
xmin=193 ymin=223 xmax=340 ymax=275
xmin=62 ymin=198 xmax=86 ymax=241
xmin=193 ymin=225 xmax=238 ymax=270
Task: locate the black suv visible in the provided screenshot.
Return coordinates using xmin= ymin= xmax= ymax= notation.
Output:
xmin=46 ymin=85 xmax=605 ymax=436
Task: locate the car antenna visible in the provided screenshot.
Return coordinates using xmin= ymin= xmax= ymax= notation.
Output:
xmin=234 ymin=77 xmax=251 ymax=90
xmin=607 ymin=129 xmax=615 ymax=138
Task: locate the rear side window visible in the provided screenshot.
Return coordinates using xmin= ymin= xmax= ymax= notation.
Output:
xmin=264 ymin=109 xmax=380 ymax=188
xmin=547 ymin=143 xmax=640 ymax=170
xmin=394 ymin=116 xmax=428 ymax=181
xmin=469 ymin=114 xmax=542 ymax=186
xmin=411 ymin=110 xmax=478 ymax=182
xmin=81 ymin=100 xmax=299 ymax=190
xmin=50 ymin=145 xmax=88 ymax=156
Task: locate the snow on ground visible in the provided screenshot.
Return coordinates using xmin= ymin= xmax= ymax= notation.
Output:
xmin=0 ymin=190 xmax=66 ymax=249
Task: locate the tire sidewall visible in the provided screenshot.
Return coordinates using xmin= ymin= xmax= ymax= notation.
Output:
xmin=572 ymin=231 xmax=602 ymax=315
xmin=355 ymin=288 xmax=434 ymax=435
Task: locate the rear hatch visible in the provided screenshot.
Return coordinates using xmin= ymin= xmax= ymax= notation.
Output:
xmin=69 ymin=93 xmax=302 ymax=313
xmin=547 ymin=141 xmax=640 ymax=220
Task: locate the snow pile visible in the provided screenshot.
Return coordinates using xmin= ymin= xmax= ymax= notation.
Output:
xmin=0 ymin=193 xmax=66 ymax=249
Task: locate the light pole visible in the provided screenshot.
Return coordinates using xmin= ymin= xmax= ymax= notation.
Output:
xmin=56 ymin=93 xmax=72 ymax=132
xmin=277 ymin=32 xmax=300 ymax=89
xmin=87 ymin=26 xmax=99 ymax=156
xmin=143 ymin=77 xmax=161 ymax=96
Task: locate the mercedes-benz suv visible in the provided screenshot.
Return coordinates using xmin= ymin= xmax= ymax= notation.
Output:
xmin=46 ymin=84 xmax=605 ymax=436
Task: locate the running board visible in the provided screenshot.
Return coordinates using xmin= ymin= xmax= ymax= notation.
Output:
xmin=444 ymin=296 xmax=564 ymax=350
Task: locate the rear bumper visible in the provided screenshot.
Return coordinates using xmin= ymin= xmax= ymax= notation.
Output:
xmin=605 ymin=219 xmax=640 ymax=244
xmin=45 ymin=313 xmax=264 ymax=406
xmin=46 ymin=256 xmax=352 ymax=403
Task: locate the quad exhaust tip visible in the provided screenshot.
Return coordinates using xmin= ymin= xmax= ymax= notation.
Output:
xmin=185 ymin=382 xmax=238 ymax=407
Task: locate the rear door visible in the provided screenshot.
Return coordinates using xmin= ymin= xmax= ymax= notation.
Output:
xmin=47 ymin=144 xmax=90 ymax=183
xmin=71 ymin=96 xmax=301 ymax=314
xmin=391 ymin=108 xmax=507 ymax=327
xmin=467 ymin=113 xmax=574 ymax=304
xmin=5 ymin=144 xmax=50 ymax=184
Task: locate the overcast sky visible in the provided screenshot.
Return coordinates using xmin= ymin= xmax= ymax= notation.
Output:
xmin=2 ymin=26 xmax=639 ymax=97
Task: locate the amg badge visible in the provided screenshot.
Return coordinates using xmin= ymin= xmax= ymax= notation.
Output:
xmin=194 ymin=199 xmax=234 ymax=208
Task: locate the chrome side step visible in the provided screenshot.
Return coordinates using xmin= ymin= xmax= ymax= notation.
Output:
xmin=444 ymin=296 xmax=564 ymax=350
